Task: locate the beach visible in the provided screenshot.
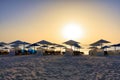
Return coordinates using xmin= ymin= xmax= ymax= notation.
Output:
xmin=0 ymin=55 xmax=120 ymax=80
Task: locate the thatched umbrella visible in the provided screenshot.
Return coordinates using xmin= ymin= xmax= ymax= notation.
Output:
xmin=0 ymin=44 xmax=4 ymax=47
xmin=63 ymin=40 xmax=79 ymax=45
xmin=63 ymin=40 xmax=80 ymax=50
xmin=111 ymin=43 xmax=120 ymax=51
xmin=101 ymin=46 xmax=110 ymax=51
xmin=56 ymin=44 xmax=65 ymax=47
xmin=0 ymin=42 xmax=7 ymax=49
xmin=49 ymin=47 xmax=56 ymax=50
xmin=9 ymin=40 xmax=30 ymax=50
xmin=10 ymin=44 xmax=20 ymax=54
xmin=56 ymin=44 xmax=65 ymax=52
xmin=37 ymin=40 xmax=53 ymax=45
xmin=88 ymin=46 xmax=98 ymax=49
xmin=27 ymin=43 xmax=40 ymax=51
xmin=10 ymin=44 xmax=19 ymax=48
xmin=72 ymin=43 xmax=82 ymax=51
xmin=90 ymin=39 xmax=111 ymax=48
xmin=0 ymin=42 xmax=7 ymax=45
xmin=9 ymin=40 xmax=24 ymax=45
xmin=41 ymin=45 xmax=48 ymax=50
xmin=37 ymin=40 xmax=53 ymax=50
xmin=41 ymin=45 xmax=48 ymax=47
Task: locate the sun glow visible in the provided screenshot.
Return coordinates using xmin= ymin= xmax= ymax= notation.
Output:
xmin=62 ymin=22 xmax=84 ymax=40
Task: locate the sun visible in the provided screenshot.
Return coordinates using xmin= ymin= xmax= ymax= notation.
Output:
xmin=62 ymin=22 xmax=84 ymax=40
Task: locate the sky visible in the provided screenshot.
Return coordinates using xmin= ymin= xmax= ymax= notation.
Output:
xmin=0 ymin=0 xmax=120 ymax=45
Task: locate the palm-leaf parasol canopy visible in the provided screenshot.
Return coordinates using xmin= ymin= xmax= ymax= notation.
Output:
xmin=9 ymin=40 xmax=30 ymax=50
xmin=27 ymin=43 xmax=39 ymax=51
xmin=63 ymin=40 xmax=80 ymax=46
xmin=111 ymin=43 xmax=120 ymax=51
xmin=37 ymin=40 xmax=53 ymax=45
xmin=90 ymin=39 xmax=111 ymax=48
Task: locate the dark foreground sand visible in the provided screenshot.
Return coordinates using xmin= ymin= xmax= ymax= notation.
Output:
xmin=0 ymin=55 xmax=120 ymax=80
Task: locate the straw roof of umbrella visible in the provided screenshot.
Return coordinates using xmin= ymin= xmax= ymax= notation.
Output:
xmin=63 ymin=40 xmax=80 ymax=46
xmin=90 ymin=43 xmax=101 ymax=46
xmin=110 ymin=43 xmax=120 ymax=51
xmin=37 ymin=40 xmax=53 ymax=45
xmin=0 ymin=42 xmax=8 ymax=45
xmin=90 ymin=39 xmax=111 ymax=48
xmin=101 ymin=46 xmax=110 ymax=49
xmin=88 ymin=46 xmax=98 ymax=49
xmin=116 ymin=43 xmax=120 ymax=46
xmin=90 ymin=39 xmax=110 ymax=46
xmin=28 ymin=43 xmax=39 ymax=47
xmin=56 ymin=44 xmax=65 ymax=47
xmin=0 ymin=42 xmax=7 ymax=47
xmin=10 ymin=44 xmax=19 ymax=47
xmin=73 ymin=43 xmax=82 ymax=48
xmin=41 ymin=45 xmax=48 ymax=48
xmin=0 ymin=44 xmax=4 ymax=47
xmin=9 ymin=40 xmax=30 ymax=45
xmin=9 ymin=40 xmax=24 ymax=44
xmin=23 ymin=42 xmax=31 ymax=45
xmin=51 ymin=43 xmax=58 ymax=45
xmin=50 ymin=47 xmax=56 ymax=49
xmin=111 ymin=43 xmax=120 ymax=47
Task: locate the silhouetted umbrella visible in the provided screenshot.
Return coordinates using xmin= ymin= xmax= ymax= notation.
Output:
xmin=37 ymin=40 xmax=53 ymax=45
xmin=63 ymin=40 xmax=80 ymax=45
xmin=52 ymin=43 xmax=58 ymax=45
xmin=63 ymin=40 xmax=80 ymax=50
xmin=116 ymin=43 xmax=120 ymax=46
xmin=90 ymin=43 xmax=101 ymax=47
xmin=73 ymin=43 xmax=81 ymax=48
xmin=56 ymin=44 xmax=65 ymax=47
xmin=37 ymin=40 xmax=53 ymax=50
xmin=90 ymin=39 xmax=110 ymax=48
xmin=41 ymin=45 xmax=48 ymax=47
xmin=10 ymin=40 xmax=24 ymax=49
xmin=50 ymin=47 xmax=56 ymax=49
xmin=9 ymin=40 xmax=24 ymax=45
xmin=11 ymin=44 xmax=19 ymax=48
xmin=10 ymin=44 xmax=20 ymax=52
xmin=28 ymin=43 xmax=40 ymax=51
xmin=0 ymin=42 xmax=7 ymax=48
xmin=41 ymin=45 xmax=48 ymax=49
xmin=0 ymin=42 xmax=7 ymax=45
xmin=10 ymin=40 xmax=30 ymax=50
xmin=56 ymin=44 xmax=65 ymax=52
xmin=111 ymin=43 xmax=120 ymax=51
xmin=72 ymin=43 xmax=82 ymax=51
xmin=22 ymin=42 xmax=31 ymax=50
xmin=101 ymin=46 xmax=110 ymax=51
xmin=0 ymin=44 xmax=4 ymax=47
xmin=88 ymin=46 xmax=98 ymax=49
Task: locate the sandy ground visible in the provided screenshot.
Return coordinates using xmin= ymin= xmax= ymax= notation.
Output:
xmin=0 ymin=55 xmax=120 ymax=80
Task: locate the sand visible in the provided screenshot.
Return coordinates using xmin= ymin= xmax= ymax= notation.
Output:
xmin=0 ymin=55 xmax=120 ymax=80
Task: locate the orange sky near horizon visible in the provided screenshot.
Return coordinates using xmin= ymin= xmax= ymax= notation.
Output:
xmin=0 ymin=0 xmax=120 ymax=45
